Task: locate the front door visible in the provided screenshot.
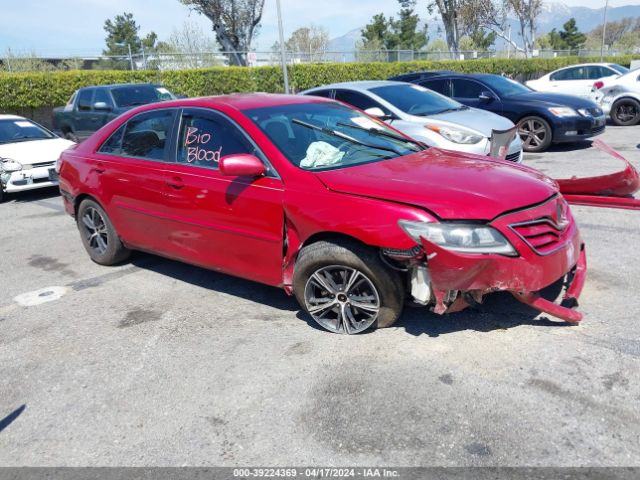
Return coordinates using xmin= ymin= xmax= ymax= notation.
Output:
xmin=159 ymin=108 xmax=285 ymax=287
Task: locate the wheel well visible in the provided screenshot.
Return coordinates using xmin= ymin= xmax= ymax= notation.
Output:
xmin=301 ymin=232 xmax=370 ymax=250
xmin=74 ymin=193 xmax=100 ymax=217
xmin=60 ymin=124 xmax=72 ymax=134
xmin=515 ymin=112 xmax=553 ymax=126
xmin=612 ymin=96 xmax=640 ymax=106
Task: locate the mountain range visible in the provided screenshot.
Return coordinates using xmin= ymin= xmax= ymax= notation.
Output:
xmin=327 ymin=2 xmax=640 ymax=51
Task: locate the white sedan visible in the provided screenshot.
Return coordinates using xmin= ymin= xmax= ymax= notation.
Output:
xmin=0 ymin=115 xmax=75 ymax=202
xmin=590 ymin=68 xmax=640 ymax=126
xmin=526 ymin=63 xmax=629 ymax=98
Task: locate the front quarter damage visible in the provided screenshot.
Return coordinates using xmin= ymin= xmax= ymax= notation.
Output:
xmin=419 ymin=237 xmax=586 ymax=323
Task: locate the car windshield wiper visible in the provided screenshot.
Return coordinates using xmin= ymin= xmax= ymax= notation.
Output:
xmin=291 ymin=118 xmax=403 ymax=155
xmin=434 ymin=106 xmax=469 ymax=114
xmin=336 ymin=122 xmax=425 ymax=151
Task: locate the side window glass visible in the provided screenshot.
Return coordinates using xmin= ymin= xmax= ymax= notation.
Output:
xmin=77 ymin=90 xmax=94 ymax=111
xmin=98 ymin=125 xmax=126 ymax=154
xmin=177 ymin=113 xmax=257 ymax=170
xmin=93 ymin=89 xmax=113 ymax=108
xmin=120 ymin=110 xmax=174 ymax=161
xmin=451 ymin=79 xmax=483 ymax=98
xmin=421 ymin=79 xmax=448 ymax=96
xmin=334 ymin=90 xmax=387 ymax=113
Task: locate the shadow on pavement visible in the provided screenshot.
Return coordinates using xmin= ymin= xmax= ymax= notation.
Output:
xmin=0 ymin=404 xmax=26 ymax=433
xmin=131 ymin=253 xmax=574 ymax=337
xmin=3 ymin=187 xmax=60 ymax=203
xmin=130 ymin=253 xmax=299 ymax=313
xmin=545 ymin=140 xmax=593 ymax=153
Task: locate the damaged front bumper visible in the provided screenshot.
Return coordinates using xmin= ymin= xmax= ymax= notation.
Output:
xmin=414 ymin=196 xmax=586 ymax=323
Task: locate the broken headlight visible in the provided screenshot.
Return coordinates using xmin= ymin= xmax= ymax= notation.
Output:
xmin=0 ymin=158 xmax=23 ymax=173
xmin=398 ymin=220 xmax=517 ymax=256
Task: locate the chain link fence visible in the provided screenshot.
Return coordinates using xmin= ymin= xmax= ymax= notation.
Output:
xmin=1 ymin=48 xmax=637 ymax=72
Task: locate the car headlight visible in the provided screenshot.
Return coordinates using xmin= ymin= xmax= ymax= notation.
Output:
xmin=548 ymin=107 xmax=578 ymax=117
xmin=0 ymin=158 xmax=23 ymax=173
xmin=577 ymin=108 xmax=591 ymax=117
xmin=398 ymin=220 xmax=517 ymax=256
xmin=425 ymin=124 xmax=484 ymax=144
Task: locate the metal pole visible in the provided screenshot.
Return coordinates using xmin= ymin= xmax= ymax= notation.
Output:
xmin=128 ymin=43 xmax=134 ymax=71
xmin=141 ymin=45 xmax=146 ymax=70
xmin=600 ymin=0 xmax=609 ymax=61
xmin=276 ymin=0 xmax=290 ymax=94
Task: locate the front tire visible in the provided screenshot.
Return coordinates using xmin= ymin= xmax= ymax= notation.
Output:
xmin=610 ymin=98 xmax=640 ymax=126
xmin=64 ymin=131 xmax=80 ymax=143
xmin=293 ymin=240 xmax=404 ymax=334
xmin=517 ymin=116 xmax=553 ymax=152
xmin=77 ymin=199 xmax=130 ymax=265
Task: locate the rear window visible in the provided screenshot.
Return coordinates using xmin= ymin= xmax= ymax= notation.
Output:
xmin=110 ymin=85 xmax=175 ymax=108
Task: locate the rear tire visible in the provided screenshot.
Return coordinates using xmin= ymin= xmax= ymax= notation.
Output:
xmin=293 ymin=239 xmax=404 ymax=334
xmin=517 ymin=116 xmax=553 ymax=153
xmin=610 ymin=98 xmax=640 ymax=126
xmin=76 ymin=199 xmax=130 ymax=265
xmin=64 ymin=131 xmax=80 ymax=143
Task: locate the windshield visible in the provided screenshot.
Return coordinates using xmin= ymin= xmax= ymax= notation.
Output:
xmin=111 ymin=85 xmax=176 ymax=108
xmin=0 ymin=119 xmax=55 ymax=144
xmin=243 ymin=102 xmax=422 ymax=171
xmin=610 ymin=64 xmax=630 ymax=75
xmin=480 ymin=76 xmax=531 ymax=97
xmin=369 ymin=84 xmax=464 ymax=116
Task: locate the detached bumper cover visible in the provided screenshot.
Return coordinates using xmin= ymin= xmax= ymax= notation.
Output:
xmin=557 ymin=139 xmax=640 ymax=210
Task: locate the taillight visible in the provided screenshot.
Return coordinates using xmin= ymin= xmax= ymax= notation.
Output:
xmin=594 ymin=81 xmax=605 ymax=90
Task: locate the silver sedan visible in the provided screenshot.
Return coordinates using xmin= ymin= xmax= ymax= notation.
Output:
xmin=301 ymin=81 xmax=523 ymax=163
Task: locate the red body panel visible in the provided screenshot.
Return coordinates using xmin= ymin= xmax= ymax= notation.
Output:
xmin=58 ymin=94 xmax=589 ymax=321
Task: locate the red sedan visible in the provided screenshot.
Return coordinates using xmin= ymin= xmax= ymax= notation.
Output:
xmin=57 ymin=94 xmax=586 ymax=334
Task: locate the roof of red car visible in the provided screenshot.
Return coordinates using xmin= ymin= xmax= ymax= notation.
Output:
xmin=161 ymin=93 xmax=331 ymax=111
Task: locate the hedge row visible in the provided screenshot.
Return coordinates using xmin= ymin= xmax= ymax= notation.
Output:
xmin=1 ymin=55 xmax=638 ymax=111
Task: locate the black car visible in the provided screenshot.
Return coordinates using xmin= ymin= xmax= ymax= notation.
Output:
xmin=392 ymin=72 xmax=606 ymax=152
xmin=53 ymin=84 xmax=178 ymax=142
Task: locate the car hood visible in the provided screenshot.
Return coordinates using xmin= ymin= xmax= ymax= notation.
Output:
xmin=313 ymin=149 xmax=557 ymax=220
xmin=508 ymin=92 xmax=598 ymax=108
xmin=414 ymin=107 xmax=515 ymax=136
xmin=0 ymin=138 xmax=75 ymax=166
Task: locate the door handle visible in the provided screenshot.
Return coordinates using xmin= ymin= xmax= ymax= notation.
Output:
xmin=166 ymin=176 xmax=184 ymax=190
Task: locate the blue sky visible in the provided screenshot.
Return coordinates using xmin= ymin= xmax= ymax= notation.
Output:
xmin=0 ymin=0 xmax=636 ymax=55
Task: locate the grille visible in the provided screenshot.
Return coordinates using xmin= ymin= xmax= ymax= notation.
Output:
xmin=505 ymin=151 xmax=521 ymax=162
xmin=511 ymin=219 xmax=565 ymax=255
xmin=31 ymin=161 xmax=55 ymax=168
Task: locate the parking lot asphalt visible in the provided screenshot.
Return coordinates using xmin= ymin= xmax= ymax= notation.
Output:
xmin=1 ymin=125 xmax=639 ymax=467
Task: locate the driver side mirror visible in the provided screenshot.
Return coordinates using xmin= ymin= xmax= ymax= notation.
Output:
xmin=219 ymin=154 xmax=266 ymax=177
xmin=93 ymin=102 xmax=112 ymax=111
xmin=364 ymin=107 xmax=393 ymax=121
xmin=479 ymin=91 xmax=495 ymax=102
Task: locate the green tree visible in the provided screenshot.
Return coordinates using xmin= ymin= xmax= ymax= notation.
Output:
xmin=558 ymin=18 xmax=586 ymax=51
xmin=360 ymin=1 xmax=428 ymax=51
xmin=389 ymin=0 xmax=429 ymax=50
xmin=179 ymin=0 xmax=265 ymax=66
xmin=103 ymin=12 xmax=158 ymax=57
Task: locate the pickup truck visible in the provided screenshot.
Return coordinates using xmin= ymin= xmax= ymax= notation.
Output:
xmin=53 ymin=83 xmax=177 ymax=141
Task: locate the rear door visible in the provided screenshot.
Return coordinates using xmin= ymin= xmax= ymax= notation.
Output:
xmin=419 ymin=78 xmax=451 ymax=97
xmin=159 ymin=107 xmax=285 ymax=286
xmin=93 ymin=108 xmax=178 ymax=254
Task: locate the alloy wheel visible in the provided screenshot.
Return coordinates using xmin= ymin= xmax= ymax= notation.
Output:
xmin=518 ymin=118 xmax=548 ymax=149
xmin=81 ymin=207 xmax=109 ymax=255
xmin=615 ymin=103 xmax=638 ymax=123
xmin=304 ymin=265 xmax=380 ymax=334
